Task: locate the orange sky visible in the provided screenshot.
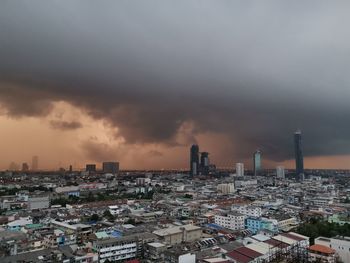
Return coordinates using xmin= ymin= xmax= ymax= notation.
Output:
xmin=0 ymin=101 xmax=349 ymax=171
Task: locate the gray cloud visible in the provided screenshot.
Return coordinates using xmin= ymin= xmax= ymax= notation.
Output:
xmin=148 ymin=150 xmax=163 ymax=158
xmin=81 ymin=140 xmax=121 ymax=163
xmin=1 ymin=1 xmax=350 ymax=162
xmin=49 ymin=120 xmax=82 ymax=130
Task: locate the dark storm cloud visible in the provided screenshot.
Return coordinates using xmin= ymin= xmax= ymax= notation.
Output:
xmin=1 ymin=1 xmax=350 ymax=161
xmin=49 ymin=120 xmax=82 ymax=131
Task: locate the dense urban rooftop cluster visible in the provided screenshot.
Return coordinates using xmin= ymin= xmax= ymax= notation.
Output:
xmin=0 ymin=160 xmax=350 ymax=263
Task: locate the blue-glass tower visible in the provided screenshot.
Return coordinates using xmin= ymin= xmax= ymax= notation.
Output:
xmin=294 ymin=130 xmax=304 ymax=181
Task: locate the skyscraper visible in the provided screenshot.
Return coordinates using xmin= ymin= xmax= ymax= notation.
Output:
xmin=236 ymin=163 xmax=244 ymax=177
xmin=190 ymin=144 xmax=199 ymax=177
xmin=200 ymin=152 xmax=209 ymax=175
xmin=86 ymin=164 xmax=97 ymax=173
xmin=276 ymin=166 xmax=285 ymax=179
xmin=294 ymin=130 xmax=304 ymax=181
xmin=22 ymin=162 xmax=29 ymax=172
xmin=253 ymin=150 xmax=262 ymax=176
xmin=31 ymin=156 xmax=39 ymax=171
xmin=102 ymin=162 xmax=119 ymax=174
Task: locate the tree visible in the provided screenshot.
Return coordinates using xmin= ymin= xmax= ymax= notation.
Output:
xmin=86 ymin=192 xmax=95 ymax=202
xmin=90 ymin=213 xmax=99 ymax=222
xmin=103 ymin=210 xmax=115 ymax=221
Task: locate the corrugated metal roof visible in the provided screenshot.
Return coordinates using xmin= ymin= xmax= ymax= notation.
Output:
xmin=235 ymin=246 xmax=262 ymax=258
xmin=272 ymin=235 xmax=297 ymax=245
xmin=264 ymin=238 xmax=289 ymax=249
xmin=280 ymin=232 xmax=305 ymax=241
xmin=226 ymin=251 xmax=252 ymax=263
xmin=246 ymin=242 xmax=272 ymax=255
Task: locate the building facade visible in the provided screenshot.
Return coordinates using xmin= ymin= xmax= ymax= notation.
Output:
xmin=236 ymin=163 xmax=244 ymax=177
xmin=294 ymin=130 xmax=304 ymax=181
xmin=153 ymin=224 xmax=202 ymax=245
xmin=190 ymin=145 xmax=199 ymax=177
xmin=231 ymin=205 xmax=262 ymax=217
xmin=253 ymin=150 xmax=261 ymax=176
xmin=214 ymin=212 xmax=245 ymax=230
xmin=276 ymin=166 xmax=285 ymax=179
xmin=93 ymin=236 xmax=138 ymax=263
xmin=102 ymin=162 xmax=119 ymax=174
xmin=217 ymin=183 xmax=235 ymax=194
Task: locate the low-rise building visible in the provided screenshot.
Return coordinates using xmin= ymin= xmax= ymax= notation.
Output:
xmin=309 ymin=244 xmax=336 ymax=263
xmin=164 ymin=250 xmax=196 ymax=263
xmin=153 ymin=224 xmax=202 ymax=245
xmin=50 ymin=220 xmax=91 ymax=244
xmin=55 ymin=186 xmax=80 ymax=197
xmin=315 ymin=236 xmax=350 ymax=263
xmin=217 ymin=183 xmax=235 ymax=194
xmin=146 ymin=242 xmax=166 ymax=261
xmin=28 ymin=195 xmax=50 ymax=211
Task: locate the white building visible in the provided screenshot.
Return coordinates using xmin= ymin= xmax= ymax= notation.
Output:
xmin=276 ymin=166 xmax=285 ymax=179
xmin=136 ymin=177 xmax=151 ymax=186
xmin=235 ymin=179 xmax=258 ymax=188
xmin=28 ymin=195 xmax=50 ymax=210
xmin=235 ymin=163 xmax=244 ymax=177
xmin=108 ymin=205 xmax=123 ymax=216
xmin=214 ymin=212 xmax=245 ymax=230
xmin=217 ymin=183 xmax=235 ymax=194
xmin=312 ymin=197 xmax=334 ymax=207
xmin=315 ymin=236 xmax=350 ymax=263
xmin=231 ymin=205 xmax=262 ymax=217
xmin=93 ymin=236 xmax=138 ymax=263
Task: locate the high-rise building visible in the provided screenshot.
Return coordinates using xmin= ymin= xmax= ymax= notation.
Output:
xmin=236 ymin=163 xmax=244 ymax=177
xmin=31 ymin=156 xmax=39 ymax=171
xmin=253 ymin=150 xmax=262 ymax=176
xmin=276 ymin=166 xmax=285 ymax=179
xmin=294 ymin=130 xmax=304 ymax=181
xmin=9 ymin=162 xmax=19 ymax=171
xmin=102 ymin=162 xmax=119 ymax=174
xmin=200 ymin=152 xmax=209 ymax=175
xmin=190 ymin=145 xmax=199 ymax=177
xmin=86 ymin=164 xmax=96 ymax=173
xmin=22 ymin=162 xmax=29 ymax=172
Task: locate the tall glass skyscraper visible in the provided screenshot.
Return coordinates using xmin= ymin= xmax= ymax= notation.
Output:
xmin=253 ymin=150 xmax=262 ymax=176
xmin=294 ymin=130 xmax=304 ymax=181
xmin=190 ymin=144 xmax=199 ymax=177
xmin=200 ymin=152 xmax=210 ymax=175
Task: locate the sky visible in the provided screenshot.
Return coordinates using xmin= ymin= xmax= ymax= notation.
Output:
xmin=1 ymin=1 xmax=350 ymax=170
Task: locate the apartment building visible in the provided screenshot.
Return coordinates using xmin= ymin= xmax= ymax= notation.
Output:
xmin=93 ymin=236 xmax=138 ymax=263
xmin=214 ymin=212 xmax=245 ymax=230
xmin=231 ymin=205 xmax=262 ymax=217
xmin=153 ymin=224 xmax=202 ymax=245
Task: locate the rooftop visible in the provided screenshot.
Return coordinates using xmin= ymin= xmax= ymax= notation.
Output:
xmin=309 ymin=244 xmax=335 ymax=254
xmin=153 ymin=224 xmax=201 ymax=236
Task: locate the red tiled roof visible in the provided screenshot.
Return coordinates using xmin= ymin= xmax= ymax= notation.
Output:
xmin=309 ymin=244 xmax=335 ymax=254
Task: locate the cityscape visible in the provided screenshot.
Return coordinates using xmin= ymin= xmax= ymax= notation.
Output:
xmin=1 ymin=1 xmax=350 ymax=263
